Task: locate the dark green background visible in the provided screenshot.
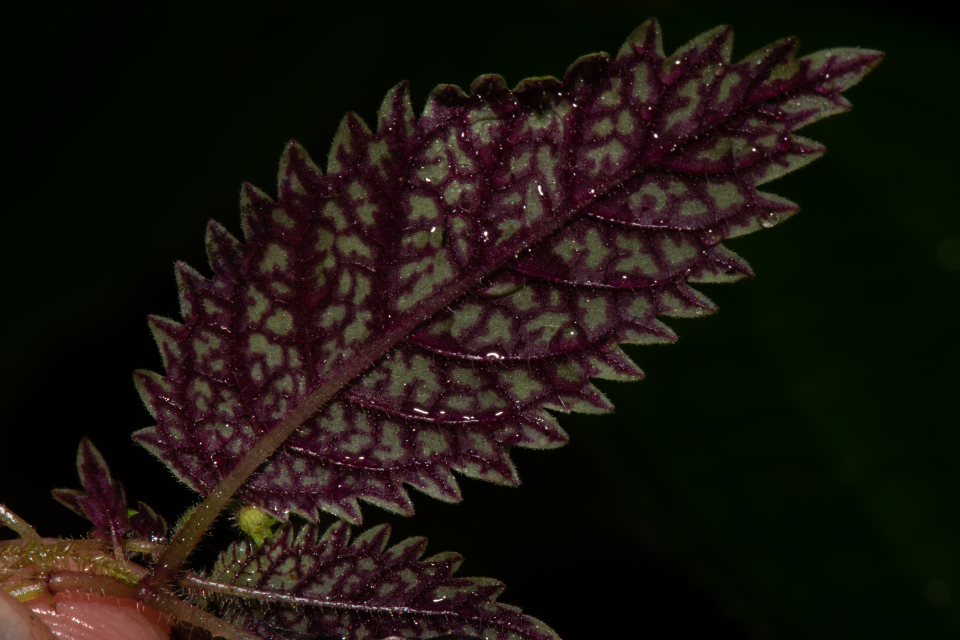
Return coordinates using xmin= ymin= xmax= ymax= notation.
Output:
xmin=2 ymin=2 xmax=957 ymax=638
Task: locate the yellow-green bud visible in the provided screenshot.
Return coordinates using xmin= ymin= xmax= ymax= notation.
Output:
xmin=236 ymin=505 xmax=278 ymax=547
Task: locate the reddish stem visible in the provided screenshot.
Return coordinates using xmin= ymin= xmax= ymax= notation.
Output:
xmin=47 ymin=571 xmax=138 ymax=599
xmin=140 ymin=586 xmax=259 ymax=640
xmin=0 ymin=504 xmax=42 ymax=543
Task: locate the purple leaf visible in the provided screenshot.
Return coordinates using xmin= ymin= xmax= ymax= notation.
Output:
xmin=128 ymin=501 xmax=168 ymax=543
xmin=204 ymin=520 xmax=556 ymax=640
xmin=51 ymin=438 xmax=167 ymax=545
xmin=132 ymin=20 xmax=881 ymax=523
xmin=50 ymin=487 xmax=84 ymax=517
xmin=52 ymin=438 xmax=129 ymax=549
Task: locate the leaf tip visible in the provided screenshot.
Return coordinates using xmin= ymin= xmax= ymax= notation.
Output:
xmin=51 ymin=488 xmax=84 ymax=516
xmin=204 ymin=218 xmax=243 ymax=273
xmin=378 ymin=81 xmax=416 ymax=138
xmin=617 ymin=17 xmax=664 ymax=60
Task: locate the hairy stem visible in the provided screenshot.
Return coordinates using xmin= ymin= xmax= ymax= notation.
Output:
xmin=122 ymin=539 xmax=165 ymax=557
xmin=48 ymin=571 xmax=139 ymax=599
xmin=0 ymin=504 xmax=41 ymax=543
xmin=141 ymin=587 xmax=259 ymax=640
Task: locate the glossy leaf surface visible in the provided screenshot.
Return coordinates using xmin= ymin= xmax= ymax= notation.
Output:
xmin=132 ymin=19 xmax=880 ymax=523
xmin=206 ymin=520 xmax=555 ymax=640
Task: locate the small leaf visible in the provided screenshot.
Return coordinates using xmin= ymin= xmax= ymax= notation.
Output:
xmin=128 ymin=501 xmax=168 ymax=543
xmin=52 ymin=438 xmax=129 ymax=550
xmin=51 ymin=438 xmax=166 ymax=545
xmin=133 ymin=20 xmax=881 ymax=523
xmin=205 ymin=520 xmax=556 ymax=640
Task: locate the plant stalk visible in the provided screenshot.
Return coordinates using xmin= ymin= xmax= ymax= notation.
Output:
xmin=0 ymin=504 xmax=42 ymax=543
xmin=141 ymin=586 xmax=260 ymax=640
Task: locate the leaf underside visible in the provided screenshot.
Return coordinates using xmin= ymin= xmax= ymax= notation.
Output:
xmin=207 ymin=520 xmax=556 ymax=640
xmin=132 ymin=19 xmax=880 ymax=523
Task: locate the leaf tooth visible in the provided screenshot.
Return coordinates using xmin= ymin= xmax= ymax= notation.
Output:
xmin=405 ymin=464 xmax=462 ymax=503
xmin=350 ymin=522 xmax=391 ymax=552
xmin=421 ymin=550 xmax=464 ymax=574
xmin=383 ymin=534 xmax=428 ymax=563
xmin=238 ymin=182 xmax=275 ymax=244
xmin=277 ymin=140 xmax=324 ymax=208
xmin=588 ymin=345 xmax=644 ymax=382
xmin=802 ymin=47 xmax=884 ymax=93
xmin=469 ymin=74 xmax=509 ymax=100
xmin=583 ymin=381 xmax=616 ymax=412
xmin=326 ymin=112 xmax=372 ymax=176
xmin=130 ymin=428 xmax=163 ymax=458
xmin=739 ymin=36 xmax=800 ymax=73
xmin=615 ymin=17 xmax=664 ymax=61
xmin=512 ymin=76 xmax=562 ymax=104
xmin=324 ymin=497 xmax=362 ymax=525
xmin=377 ymin=81 xmax=415 ymax=140
xmin=497 ymin=455 xmax=521 ymax=486
xmin=711 ymin=243 xmax=753 ymax=276
xmin=346 ymin=111 xmax=374 ymax=137
xmin=174 ymin=261 xmax=207 ymax=322
xmin=132 ymin=369 xmax=171 ymax=419
xmin=373 ymin=474 xmax=418 ymax=514
xmin=460 ymin=575 xmax=506 ymax=600
xmin=662 ymin=24 xmax=733 ymax=78
xmin=205 ymin=219 xmax=243 ymax=276
xmin=656 ymin=284 xmax=717 ymax=318
xmin=533 ymin=620 xmax=563 ymax=640
xmin=682 ymin=284 xmax=718 ymax=314
xmin=313 ymin=517 xmax=347 ymax=546
xmin=51 ymin=488 xmax=84 ymax=516
xmin=688 ymin=243 xmax=754 ymax=284
xmin=618 ymin=316 xmax=678 ymax=346
xmin=147 ymin=315 xmax=184 ymax=370
xmin=563 ymin=52 xmax=610 ymax=91
xmin=753 ymin=135 xmax=825 ymax=186
xmin=521 ymin=411 xmax=569 ymax=448
xmin=77 ymin=438 xmax=116 ymax=493
xmin=544 ymin=383 xmax=614 ymax=415
xmin=784 ymin=94 xmax=851 ymax=131
xmin=452 ymin=438 xmax=520 ymax=485
xmin=240 ymin=181 xmax=273 ymax=209
xmin=133 ymin=369 xmax=169 ymax=420
xmin=724 ymin=192 xmax=799 ymax=239
xmin=359 ymin=484 xmax=415 ymax=519
xmin=326 ymin=114 xmax=353 ymax=176
xmin=422 ymin=83 xmax=470 ymax=123
xmin=132 ymin=428 xmax=210 ymax=495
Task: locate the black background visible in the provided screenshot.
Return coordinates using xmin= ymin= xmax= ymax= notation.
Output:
xmin=2 ymin=2 xmax=958 ymax=639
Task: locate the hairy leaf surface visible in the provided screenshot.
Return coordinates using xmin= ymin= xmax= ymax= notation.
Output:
xmin=204 ymin=520 xmax=555 ymax=640
xmin=133 ymin=20 xmax=880 ymax=523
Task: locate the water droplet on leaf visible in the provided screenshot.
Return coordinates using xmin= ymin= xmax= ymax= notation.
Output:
xmin=759 ymin=212 xmax=780 ymax=228
xmin=698 ymin=228 xmax=722 ymax=246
